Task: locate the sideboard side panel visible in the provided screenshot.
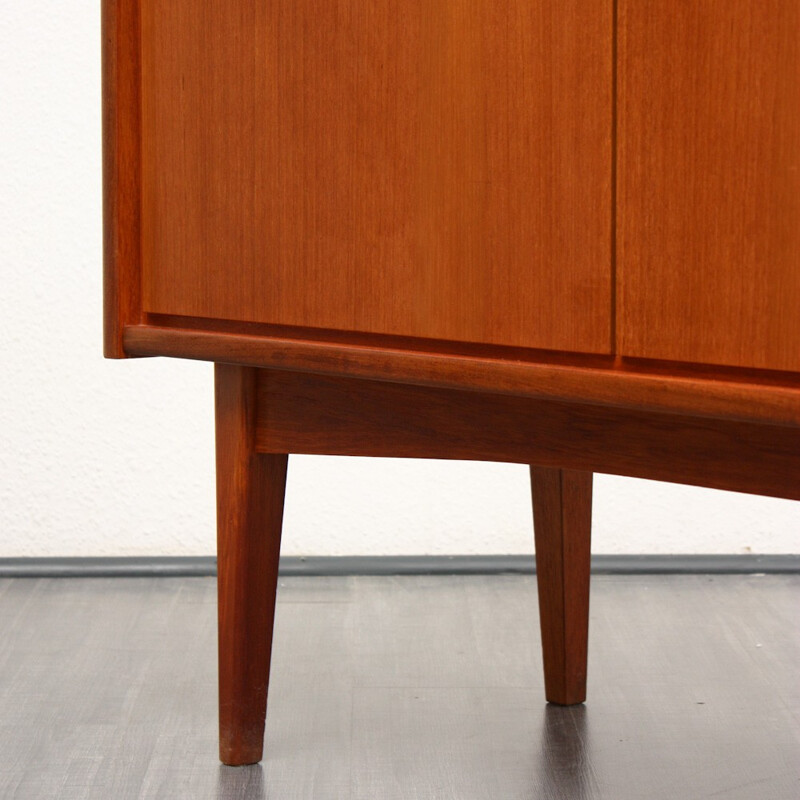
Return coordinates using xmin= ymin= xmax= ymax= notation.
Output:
xmin=102 ymin=0 xmax=142 ymax=358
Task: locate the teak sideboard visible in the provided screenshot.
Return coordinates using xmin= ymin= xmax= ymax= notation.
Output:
xmin=103 ymin=0 xmax=800 ymax=765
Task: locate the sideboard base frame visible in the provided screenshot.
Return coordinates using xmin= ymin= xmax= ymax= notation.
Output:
xmin=255 ymin=369 xmax=800 ymax=501
xmin=214 ymin=363 xmax=799 ymax=765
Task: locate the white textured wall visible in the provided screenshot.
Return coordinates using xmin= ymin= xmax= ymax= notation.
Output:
xmin=1 ymin=1 xmax=798 ymax=557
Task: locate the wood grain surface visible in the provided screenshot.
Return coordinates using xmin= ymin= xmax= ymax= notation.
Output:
xmin=124 ymin=324 xmax=800 ymax=427
xmin=618 ymin=0 xmax=800 ymax=372
xmin=215 ymin=364 xmax=288 ymax=765
xmin=139 ymin=0 xmax=612 ymax=353
xmin=102 ymin=0 xmax=141 ymax=357
xmin=254 ymin=369 xmax=800 ymax=500
xmin=530 ymin=468 xmax=592 ymax=705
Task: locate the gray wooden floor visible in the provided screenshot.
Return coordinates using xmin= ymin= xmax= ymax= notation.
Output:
xmin=0 ymin=574 xmax=797 ymax=799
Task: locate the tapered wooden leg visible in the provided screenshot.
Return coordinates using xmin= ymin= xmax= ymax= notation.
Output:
xmin=530 ymin=467 xmax=592 ymax=705
xmin=215 ymin=364 xmax=288 ymax=766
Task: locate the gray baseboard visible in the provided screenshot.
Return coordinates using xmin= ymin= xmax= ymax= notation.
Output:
xmin=0 ymin=554 xmax=797 ymax=578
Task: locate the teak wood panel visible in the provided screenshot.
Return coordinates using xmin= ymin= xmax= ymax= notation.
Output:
xmin=140 ymin=0 xmax=613 ymax=354
xmin=618 ymin=0 xmax=800 ymax=373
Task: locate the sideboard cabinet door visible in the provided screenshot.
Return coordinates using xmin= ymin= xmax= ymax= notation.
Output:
xmin=140 ymin=0 xmax=613 ymax=354
xmin=618 ymin=0 xmax=800 ymax=373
